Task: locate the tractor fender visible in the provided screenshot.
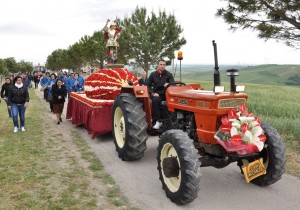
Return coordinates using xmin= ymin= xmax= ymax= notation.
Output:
xmin=120 ymin=86 xmax=153 ymax=129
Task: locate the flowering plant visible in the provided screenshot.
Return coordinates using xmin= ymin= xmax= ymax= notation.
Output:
xmin=214 ymin=104 xmax=266 ymax=154
xmin=84 ymin=68 xmax=138 ymax=100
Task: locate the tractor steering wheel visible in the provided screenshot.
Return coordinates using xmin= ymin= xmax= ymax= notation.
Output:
xmin=167 ymin=82 xmax=186 ymax=88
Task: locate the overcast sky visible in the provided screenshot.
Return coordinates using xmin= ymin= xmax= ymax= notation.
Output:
xmin=0 ymin=0 xmax=299 ymax=66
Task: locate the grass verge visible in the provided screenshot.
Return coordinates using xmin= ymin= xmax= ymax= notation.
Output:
xmin=0 ymin=88 xmax=138 ymax=209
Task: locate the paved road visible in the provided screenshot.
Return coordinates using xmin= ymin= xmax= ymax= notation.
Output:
xmin=75 ymin=130 xmax=300 ymax=210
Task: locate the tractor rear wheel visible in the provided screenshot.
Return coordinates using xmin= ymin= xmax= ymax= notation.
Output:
xmin=112 ymin=93 xmax=147 ymax=161
xmin=157 ymin=130 xmax=201 ymax=205
xmin=238 ymin=122 xmax=286 ymax=186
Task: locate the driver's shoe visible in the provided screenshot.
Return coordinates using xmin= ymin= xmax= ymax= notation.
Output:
xmin=153 ymin=121 xmax=162 ymax=129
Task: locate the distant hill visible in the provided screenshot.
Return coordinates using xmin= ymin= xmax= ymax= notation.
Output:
xmin=173 ymin=64 xmax=300 ymax=86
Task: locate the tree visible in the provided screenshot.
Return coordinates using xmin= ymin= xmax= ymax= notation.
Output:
xmin=4 ymin=57 xmax=18 ymax=73
xmin=216 ymin=0 xmax=300 ymax=47
xmin=120 ymin=7 xmax=186 ymax=73
xmin=18 ymin=60 xmax=33 ymax=73
xmin=0 ymin=59 xmax=9 ymax=76
xmin=79 ymin=31 xmax=107 ymax=69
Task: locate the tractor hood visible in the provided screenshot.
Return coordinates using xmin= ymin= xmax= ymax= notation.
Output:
xmin=166 ymin=85 xmax=248 ymax=113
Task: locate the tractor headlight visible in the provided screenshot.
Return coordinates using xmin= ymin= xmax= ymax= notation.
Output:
xmin=214 ymin=86 xmax=224 ymax=93
xmin=236 ymin=85 xmax=245 ymax=92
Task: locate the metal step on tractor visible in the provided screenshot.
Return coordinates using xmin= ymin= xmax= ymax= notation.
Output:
xmin=111 ymin=41 xmax=286 ymax=205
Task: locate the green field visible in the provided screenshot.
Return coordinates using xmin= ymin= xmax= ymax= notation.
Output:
xmin=173 ymin=64 xmax=300 ymax=87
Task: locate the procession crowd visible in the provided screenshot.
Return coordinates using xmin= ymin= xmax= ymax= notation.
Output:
xmin=1 ymin=70 xmax=88 ymax=132
xmin=1 ymin=59 xmax=174 ymax=132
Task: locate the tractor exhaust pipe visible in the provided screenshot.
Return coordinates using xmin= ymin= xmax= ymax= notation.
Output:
xmin=227 ymin=69 xmax=239 ymax=93
xmin=212 ymin=40 xmax=221 ymax=87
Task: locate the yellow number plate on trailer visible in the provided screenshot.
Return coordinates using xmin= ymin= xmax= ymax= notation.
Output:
xmin=242 ymin=158 xmax=266 ymax=183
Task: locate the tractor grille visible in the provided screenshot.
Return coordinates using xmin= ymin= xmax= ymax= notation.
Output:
xmin=218 ymin=98 xmax=246 ymax=108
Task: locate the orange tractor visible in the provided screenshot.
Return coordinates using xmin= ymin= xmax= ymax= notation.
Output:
xmin=112 ymin=41 xmax=286 ymax=204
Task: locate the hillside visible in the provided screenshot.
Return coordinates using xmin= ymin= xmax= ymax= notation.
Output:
xmin=173 ymin=64 xmax=300 ymax=86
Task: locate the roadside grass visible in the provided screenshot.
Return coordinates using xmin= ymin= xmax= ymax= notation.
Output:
xmin=0 ymin=89 xmax=138 ymax=210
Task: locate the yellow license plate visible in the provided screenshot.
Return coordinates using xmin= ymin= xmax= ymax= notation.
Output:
xmin=242 ymin=158 xmax=266 ymax=183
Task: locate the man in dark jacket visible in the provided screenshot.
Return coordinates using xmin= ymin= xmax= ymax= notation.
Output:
xmin=1 ymin=77 xmax=12 ymax=117
xmin=8 ymin=76 xmax=30 ymax=132
xmin=147 ymin=59 xmax=174 ymax=129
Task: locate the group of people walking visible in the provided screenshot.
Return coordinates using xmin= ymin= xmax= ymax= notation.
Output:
xmin=0 ymin=70 xmax=86 ymax=131
xmin=1 ymin=59 xmax=172 ymax=132
xmin=39 ymin=71 xmax=86 ymax=124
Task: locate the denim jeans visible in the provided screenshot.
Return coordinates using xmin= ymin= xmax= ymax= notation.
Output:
xmin=11 ymin=103 xmax=25 ymax=127
xmin=3 ymin=98 xmax=12 ymax=117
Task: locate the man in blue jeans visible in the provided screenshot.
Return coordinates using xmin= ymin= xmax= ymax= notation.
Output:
xmin=8 ymin=76 xmax=30 ymax=132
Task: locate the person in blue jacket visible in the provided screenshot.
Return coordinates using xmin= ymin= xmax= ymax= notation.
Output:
xmin=74 ymin=73 xmax=84 ymax=92
xmin=66 ymin=73 xmax=75 ymax=97
xmin=47 ymin=73 xmax=57 ymax=112
xmin=39 ymin=72 xmax=50 ymax=100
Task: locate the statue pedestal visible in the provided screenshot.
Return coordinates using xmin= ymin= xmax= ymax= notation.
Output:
xmin=103 ymin=64 xmax=124 ymax=68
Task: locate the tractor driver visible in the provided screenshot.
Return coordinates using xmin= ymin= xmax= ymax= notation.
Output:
xmin=147 ymin=59 xmax=174 ymax=129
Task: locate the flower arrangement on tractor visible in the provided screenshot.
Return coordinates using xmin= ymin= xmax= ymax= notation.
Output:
xmin=215 ymin=104 xmax=266 ymax=155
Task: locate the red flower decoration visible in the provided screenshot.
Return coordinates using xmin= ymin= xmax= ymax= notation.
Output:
xmin=84 ymin=68 xmax=138 ymax=100
xmin=241 ymin=123 xmax=250 ymax=134
xmin=258 ymin=134 xmax=267 ymax=143
xmin=230 ymin=135 xmax=243 ymax=145
xmin=239 ymin=103 xmax=247 ymax=114
xmin=253 ymin=117 xmax=261 ymax=126
xmin=221 ymin=116 xmax=231 ymax=125
xmin=228 ymin=109 xmax=238 ymax=119
xmin=220 ymin=124 xmax=232 ymax=134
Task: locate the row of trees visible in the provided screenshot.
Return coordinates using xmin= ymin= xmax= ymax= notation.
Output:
xmin=45 ymin=7 xmax=186 ymax=74
xmin=0 ymin=57 xmax=33 ymax=76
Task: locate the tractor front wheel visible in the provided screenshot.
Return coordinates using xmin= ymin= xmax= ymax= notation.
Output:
xmin=157 ymin=130 xmax=201 ymax=205
xmin=112 ymin=93 xmax=147 ymax=161
xmin=238 ymin=122 xmax=286 ymax=186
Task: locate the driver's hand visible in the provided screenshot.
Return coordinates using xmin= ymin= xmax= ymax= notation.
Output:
xmin=153 ymin=93 xmax=159 ymax=97
xmin=164 ymin=83 xmax=169 ymax=87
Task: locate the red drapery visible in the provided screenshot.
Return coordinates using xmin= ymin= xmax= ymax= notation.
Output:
xmin=66 ymin=92 xmax=113 ymax=138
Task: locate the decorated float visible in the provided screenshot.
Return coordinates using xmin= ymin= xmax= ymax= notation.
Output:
xmin=66 ymin=68 xmax=138 ymax=138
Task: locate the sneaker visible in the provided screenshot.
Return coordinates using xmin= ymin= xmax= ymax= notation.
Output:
xmin=57 ymin=121 xmax=60 ymax=125
xmin=13 ymin=127 xmax=18 ymax=133
xmin=153 ymin=121 xmax=162 ymax=129
xmin=21 ymin=127 xmax=25 ymax=132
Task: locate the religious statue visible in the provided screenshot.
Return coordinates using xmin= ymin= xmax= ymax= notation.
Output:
xmin=102 ymin=19 xmax=122 ymax=64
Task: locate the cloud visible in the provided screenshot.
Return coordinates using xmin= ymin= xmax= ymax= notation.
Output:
xmin=0 ymin=22 xmax=56 ymax=36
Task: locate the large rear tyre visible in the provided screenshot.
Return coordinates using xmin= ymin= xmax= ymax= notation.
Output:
xmin=157 ymin=130 xmax=201 ymax=205
xmin=112 ymin=93 xmax=147 ymax=161
xmin=238 ymin=122 xmax=286 ymax=186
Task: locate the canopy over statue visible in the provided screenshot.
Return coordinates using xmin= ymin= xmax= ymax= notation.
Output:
xmin=102 ymin=19 xmax=122 ymax=64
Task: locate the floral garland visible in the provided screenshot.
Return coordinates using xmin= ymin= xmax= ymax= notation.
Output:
xmin=70 ymin=92 xmax=114 ymax=107
xmin=84 ymin=68 xmax=138 ymax=100
xmin=214 ymin=104 xmax=266 ymax=154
